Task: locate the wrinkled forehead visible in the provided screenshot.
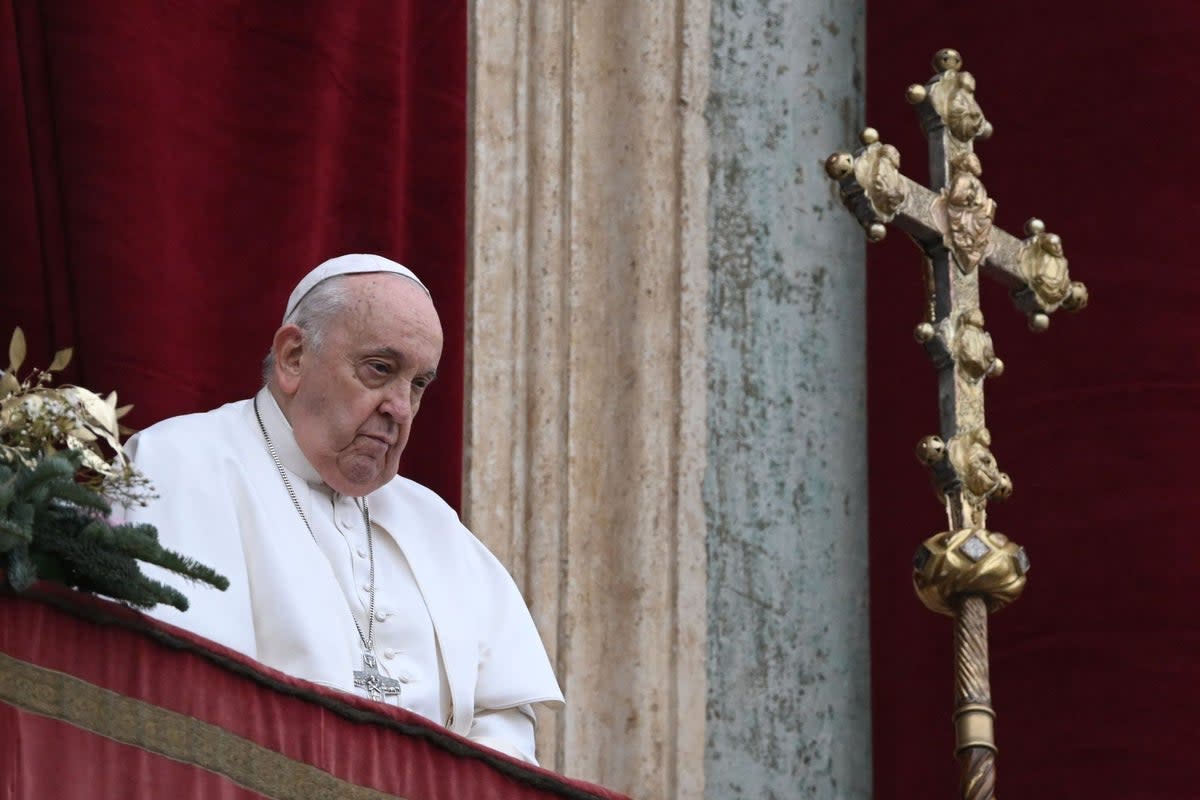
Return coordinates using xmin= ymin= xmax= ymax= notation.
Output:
xmin=337 ymin=273 xmax=444 ymax=344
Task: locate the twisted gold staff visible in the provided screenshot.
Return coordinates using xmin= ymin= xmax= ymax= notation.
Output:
xmin=825 ymin=49 xmax=1087 ymax=799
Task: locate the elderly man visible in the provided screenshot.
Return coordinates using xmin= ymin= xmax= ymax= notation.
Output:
xmin=125 ymin=254 xmax=562 ymax=763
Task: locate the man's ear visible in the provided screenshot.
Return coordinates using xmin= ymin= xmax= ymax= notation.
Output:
xmin=272 ymin=324 xmax=305 ymax=395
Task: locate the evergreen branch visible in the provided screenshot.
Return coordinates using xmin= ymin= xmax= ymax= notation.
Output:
xmin=1 ymin=451 xmax=227 ymax=610
xmin=6 ymin=544 xmax=36 ymax=591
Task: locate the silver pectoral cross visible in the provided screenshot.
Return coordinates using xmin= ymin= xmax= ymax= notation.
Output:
xmin=353 ymin=652 xmax=402 ymax=701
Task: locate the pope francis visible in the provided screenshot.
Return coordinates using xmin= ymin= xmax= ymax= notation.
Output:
xmin=124 ymin=254 xmax=563 ymax=764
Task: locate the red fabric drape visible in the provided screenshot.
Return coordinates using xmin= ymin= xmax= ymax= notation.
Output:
xmin=0 ymin=1 xmax=466 ymax=507
xmin=0 ymin=587 xmax=630 ymax=800
xmin=867 ymin=5 xmax=1200 ymax=798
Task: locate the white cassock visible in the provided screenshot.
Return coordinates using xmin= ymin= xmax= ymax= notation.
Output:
xmin=123 ymin=387 xmax=563 ymax=763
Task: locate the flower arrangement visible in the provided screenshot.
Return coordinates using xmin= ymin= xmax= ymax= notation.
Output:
xmin=0 ymin=327 xmax=227 ymax=610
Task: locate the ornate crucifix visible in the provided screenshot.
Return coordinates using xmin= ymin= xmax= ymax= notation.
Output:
xmin=825 ymin=49 xmax=1087 ymax=799
xmin=354 ymin=652 xmax=402 ymax=701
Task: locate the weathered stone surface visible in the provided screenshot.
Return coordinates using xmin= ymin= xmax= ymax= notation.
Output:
xmin=705 ymin=1 xmax=871 ymax=799
xmin=467 ymin=2 xmax=709 ymax=798
xmin=468 ymin=1 xmax=869 ymax=797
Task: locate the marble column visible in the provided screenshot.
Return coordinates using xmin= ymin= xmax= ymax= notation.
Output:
xmin=466 ymin=1 xmax=869 ymax=799
xmin=465 ymin=2 xmax=709 ymax=797
xmin=705 ymin=2 xmax=870 ymax=799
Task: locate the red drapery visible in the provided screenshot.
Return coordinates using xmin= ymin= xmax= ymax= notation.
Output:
xmin=0 ymin=586 xmax=629 ymax=800
xmin=0 ymin=0 xmax=466 ymax=507
xmin=6 ymin=1 xmax=1194 ymax=797
xmin=867 ymin=4 xmax=1200 ymax=798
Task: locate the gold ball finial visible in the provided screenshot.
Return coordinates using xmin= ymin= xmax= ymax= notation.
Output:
xmin=915 ymin=435 xmax=947 ymax=465
xmin=914 ymin=322 xmax=936 ymax=343
xmin=860 ymin=127 xmax=880 ymax=145
xmin=1028 ymin=312 xmax=1050 ymax=332
xmin=1063 ymin=281 xmax=1089 ymax=312
xmin=825 ymin=151 xmax=854 ymax=180
xmin=906 ymin=83 xmax=928 ymax=104
xmin=977 ymin=120 xmax=994 ymax=140
xmin=866 ymin=222 xmax=887 ymax=242
xmin=934 ymin=48 xmax=963 ymax=72
xmin=1024 ymin=218 xmax=1045 ymax=236
xmin=990 ymin=358 xmax=1004 ymax=377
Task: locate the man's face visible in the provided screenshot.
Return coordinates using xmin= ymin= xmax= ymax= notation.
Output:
xmin=276 ymin=274 xmax=443 ymax=496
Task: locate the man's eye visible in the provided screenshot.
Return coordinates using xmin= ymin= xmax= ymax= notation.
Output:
xmin=366 ymin=361 xmax=390 ymax=375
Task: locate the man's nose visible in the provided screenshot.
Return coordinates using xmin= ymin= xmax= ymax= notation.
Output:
xmin=378 ymin=383 xmax=413 ymax=424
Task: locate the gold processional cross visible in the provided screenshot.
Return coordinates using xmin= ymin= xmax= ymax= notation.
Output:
xmin=825 ymin=49 xmax=1087 ymax=800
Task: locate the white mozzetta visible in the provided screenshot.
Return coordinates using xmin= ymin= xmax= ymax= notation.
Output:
xmin=124 ymin=387 xmax=563 ymax=763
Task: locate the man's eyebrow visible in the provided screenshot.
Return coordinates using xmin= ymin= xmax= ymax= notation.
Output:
xmin=363 ymin=346 xmax=403 ymax=360
xmin=362 ymin=347 xmax=437 ymax=380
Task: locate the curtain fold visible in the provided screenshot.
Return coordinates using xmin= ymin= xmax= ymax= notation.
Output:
xmin=0 ymin=0 xmax=466 ymax=507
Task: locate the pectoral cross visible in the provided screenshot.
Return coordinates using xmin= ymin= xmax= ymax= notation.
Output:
xmin=825 ymin=49 xmax=1086 ymax=800
xmin=353 ymin=652 xmax=402 ymax=701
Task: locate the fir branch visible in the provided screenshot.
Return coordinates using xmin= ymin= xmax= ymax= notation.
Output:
xmin=106 ymin=522 xmax=230 ymax=591
xmin=6 ymin=543 xmax=35 ymax=591
xmin=1 ymin=450 xmax=227 ymax=610
xmin=0 ymin=336 xmax=226 ymax=611
xmin=32 ymin=517 xmax=191 ymax=610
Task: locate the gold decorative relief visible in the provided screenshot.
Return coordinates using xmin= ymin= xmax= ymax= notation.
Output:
xmin=929 ymin=51 xmax=990 ymax=143
xmin=912 ymin=528 xmax=1029 ymax=616
xmin=941 ymin=153 xmax=995 ymax=274
xmin=946 ymin=428 xmax=1011 ymax=505
xmin=952 ymin=308 xmax=999 ymax=382
xmin=853 ymin=141 xmax=908 ymax=222
xmin=1018 ymin=219 xmax=1073 ymax=310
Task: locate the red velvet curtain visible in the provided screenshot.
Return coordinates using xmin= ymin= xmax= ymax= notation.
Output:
xmin=867 ymin=4 xmax=1200 ymax=798
xmin=0 ymin=1 xmax=466 ymax=507
xmin=1 ymin=588 xmax=629 ymax=800
xmin=7 ymin=2 xmax=1193 ymax=796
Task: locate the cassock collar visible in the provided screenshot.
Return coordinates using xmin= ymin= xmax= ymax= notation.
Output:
xmin=255 ymin=386 xmax=325 ymax=487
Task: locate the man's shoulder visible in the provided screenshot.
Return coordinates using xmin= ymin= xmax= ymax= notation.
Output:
xmin=373 ymin=475 xmax=516 ymax=572
xmin=376 ymin=473 xmax=459 ymax=519
xmin=129 ymin=398 xmax=252 ymax=458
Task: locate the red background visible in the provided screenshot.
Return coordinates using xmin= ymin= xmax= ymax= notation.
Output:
xmin=866 ymin=4 xmax=1200 ymax=798
xmin=0 ymin=1 xmax=467 ymax=506
xmin=1 ymin=2 xmax=1195 ymax=798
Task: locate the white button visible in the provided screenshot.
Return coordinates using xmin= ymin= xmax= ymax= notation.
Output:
xmin=361 ymin=583 xmax=371 ymax=593
xmin=398 ymin=672 xmax=413 ymax=684
xmin=383 ymin=649 xmax=397 ymax=660
xmin=374 ymin=609 xmax=390 ymax=622
xmin=357 ymin=547 xmax=368 ymax=559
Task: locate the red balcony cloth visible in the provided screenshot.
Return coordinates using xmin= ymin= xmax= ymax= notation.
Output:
xmin=0 ymin=584 xmax=630 ymax=800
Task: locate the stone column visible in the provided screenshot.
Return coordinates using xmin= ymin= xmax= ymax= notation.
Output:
xmin=705 ymin=2 xmax=870 ymax=799
xmin=467 ymin=1 xmax=869 ymax=799
xmin=466 ymin=2 xmax=709 ymax=798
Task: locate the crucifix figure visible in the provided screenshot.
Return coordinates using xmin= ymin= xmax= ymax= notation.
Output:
xmin=353 ymin=652 xmax=402 ymax=702
xmin=825 ymin=49 xmax=1087 ymax=800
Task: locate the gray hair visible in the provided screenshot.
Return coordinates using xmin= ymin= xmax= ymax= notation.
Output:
xmin=261 ymin=276 xmax=354 ymax=384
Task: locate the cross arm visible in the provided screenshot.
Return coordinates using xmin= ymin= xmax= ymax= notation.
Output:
xmin=825 ymin=133 xmax=1088 ymax=330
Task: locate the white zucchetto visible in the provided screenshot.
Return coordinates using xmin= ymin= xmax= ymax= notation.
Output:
xmin=283 ymin=254 xmax=430 ymax=323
